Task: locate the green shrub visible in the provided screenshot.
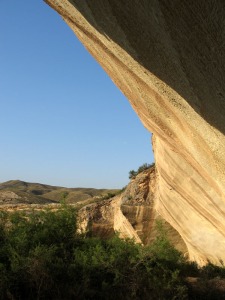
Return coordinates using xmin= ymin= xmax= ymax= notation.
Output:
xmin=0 ymin=206 xmax=224 ymax=299
xmin=146 ymin=220 xmax=184 ymax=264
xmin=129 ymin=162 xmax=155 ymax=179
xmin=129 ymin=169 xmax=137 ymax=179
xmin=200 ymin=262 xmax=225 ymax=279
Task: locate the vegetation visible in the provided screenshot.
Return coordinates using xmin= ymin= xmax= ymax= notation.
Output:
xmin=0 ymin=180 xmax=120 ymax=205
xmin=0 ymin=206 xmax=225 ymax=299
xmin=101 ymin=189 xmax=125 ymax=200
xmin=129 ymin=162 xmax=155 ymax=179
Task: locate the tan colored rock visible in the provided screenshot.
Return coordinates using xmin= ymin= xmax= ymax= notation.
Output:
xmin=121 ymin=168 xmax=155 ymax=245
xmin=77 ymin=167 xmax=187 ymax=254
xmin=77 ymin=196 xmax=142 ymax=243
xmin=45 ymin=0 xmax=225 ymax=265
xmin=0 ymin=191 xmax=21 ymax=203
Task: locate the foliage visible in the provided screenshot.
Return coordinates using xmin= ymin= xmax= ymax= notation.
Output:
xmin=101 ymin=189 xmax=125 ymax=200
xmin=200 ymin=262 xmax=225 ymax=279
xmin=102 ymin=192 xmax=118 ymax=200
xmin=60 ymin=191 xmax=69 ymax=203
xmin=145 ymin=220 xmax=185 ymax=264
xmin=0 ymin=207 xmax=225 ymax=299
xmin=129 ymin=162 xmax=155 ymax=179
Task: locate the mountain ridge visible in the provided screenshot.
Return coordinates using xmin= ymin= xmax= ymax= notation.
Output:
xmin=0 ymin=179 xmax=120 ymax=206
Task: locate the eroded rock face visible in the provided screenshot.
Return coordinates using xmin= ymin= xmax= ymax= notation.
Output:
xmin=77 ymin=195 xmax=143 ymax=243
xmin=78 ymin=167 xmax=187 ymax=254
xmin=120 ymin=167 xmax=155 ymax=245
xmin=45 ymin=0 xmax=225 ymax=265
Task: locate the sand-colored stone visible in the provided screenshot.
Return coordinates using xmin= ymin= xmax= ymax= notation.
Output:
xmin=0 ymin=191 xmax=21 ymax=203
xmin=77 ymin=167 xmax=187 ymax=254
xmin=77 ymin=195 xmax=142 ymax=243
xmin=45 ymin=0 xmax=225 ymax=265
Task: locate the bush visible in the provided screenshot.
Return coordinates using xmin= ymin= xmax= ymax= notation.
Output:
xmin=0 ymin=206 xmax=77 ymax=299
xmin=0 ymin=206 xmax=224 ymax=299
xmin=129 ymin=162 xmax=155 ymax=179
xmin=129 ymin=169 xmax=137 ymax=179
xmin=0 ymin=207 xmax=187 ymax=299
xmin=200 ymin=262 xmax=225 ymax=279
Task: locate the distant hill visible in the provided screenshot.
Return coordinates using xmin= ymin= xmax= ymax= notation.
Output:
xmin=0 ymin=180 xmax=120 ymax=206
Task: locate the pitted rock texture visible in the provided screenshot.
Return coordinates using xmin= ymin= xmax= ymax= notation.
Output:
xmin=45 ymin=0 xmax=225 ymax=265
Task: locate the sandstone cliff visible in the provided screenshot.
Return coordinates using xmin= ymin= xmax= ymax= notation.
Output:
xmin=45 ymin=0 xmax=225 ymax=265
xmin=78 ymin=166 xmax=187 ymax=254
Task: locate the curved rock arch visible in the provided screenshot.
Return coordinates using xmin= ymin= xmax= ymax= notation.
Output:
xmin=45 ymin=0 xmax=225 ymax=265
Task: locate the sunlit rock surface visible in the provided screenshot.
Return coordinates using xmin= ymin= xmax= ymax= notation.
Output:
xmin=45 ymin=0 xmax=225 ymax=265
xmin=78 ymin=167 xmax=187 ymax=254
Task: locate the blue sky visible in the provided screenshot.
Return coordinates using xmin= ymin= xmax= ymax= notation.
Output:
xmin=0 ymin=1 xmax=153 ymax=189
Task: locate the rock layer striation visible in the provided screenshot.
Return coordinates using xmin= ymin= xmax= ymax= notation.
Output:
xmin=78 ymin=167 xmax=187 ymax=253
xmin=45 ymin=0 xmax=225 ymax=265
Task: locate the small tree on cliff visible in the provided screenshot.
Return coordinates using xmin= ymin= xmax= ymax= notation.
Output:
xmin=129 ymin=162 xmax=155 ymax=179
xmin=129 ymin=170 xmax=137 ymax=179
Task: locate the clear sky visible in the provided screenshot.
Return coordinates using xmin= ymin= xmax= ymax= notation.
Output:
xmin=0 ymin=1 xmax=154 ymax=189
